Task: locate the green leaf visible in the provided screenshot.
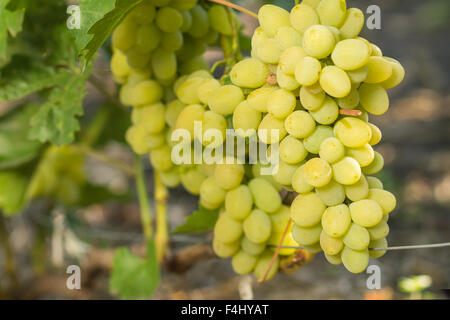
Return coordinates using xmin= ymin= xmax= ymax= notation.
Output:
xmin=110 ymin=240 xmax=160 ymax=299
xmin=172 ymin=205 xmax=220 ymax=234
xmin=0 ymin=170 xmax=28 ymax=215
xmin=0 ymin=0 xmax=26 ymax=58
xmin=80 ymin=0 xmax=142 ymax=66
xmin=0 ymin=104 xmax=42 ymax=169
xmin=29 ymin=72 xmax=86 ymax=145
xmin=70 ymin=0 xmax=115 ymax=53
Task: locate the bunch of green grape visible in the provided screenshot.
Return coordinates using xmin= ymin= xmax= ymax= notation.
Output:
xmin=226 ymin=0 xmax=403 ymax=273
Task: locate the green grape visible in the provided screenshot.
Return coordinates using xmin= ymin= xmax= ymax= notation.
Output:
xmin=252 ymin=164 xmax=284 ymax=191
xmin=177 ymin=36 xmax=206 ymax=61
xmin=364 ymin=56 xmax=393 ymax=83
xmin=270 ymin=205 xmax=291 ymax=233
xmin=159 ymin=168 xmax=181 ymax=188
xmin=304 ymin=125 xmax=334 ymax=154
xmin=254 ymin=250 xmax=279 ymax=281
xmin=359 ymin=83 xmax=390 ymax=115
xmin=230 ymin=58 xmax=270 ymax=89
xmin=177 ymin=77 xmax=204 ymax=104
xmin=268 ymin=231 xmax=298 ymax=256
xmin=243 ymin=209 xmax=272 ymax=244
xmin=233 ymin=101 xmax=262 ymax=137
xmin=151 ymin=0 xmax=172 ymax=6
xmin=213 ymin=237 xmax=240 ymax=258
xmin=166 ymin=99 xmax=185 ymax=127
xmin=208 ymin=85 xmax=244 ymax=115
xmin=279 ymin=46 xmax=307 ymax=75
xmin=273 ymin=160 xmax=298 ymax=186
xmin=242 ymin=237 xmax=266 ymax=256
xmin=111 ymin=51 xmax=131 ymax=78
xmin=181 ymin=166 xmax=207 ymax=195
xmin=362 ymin=151 xmax=384 ymax=175
xmin=258 ymin=114 xmax=287 ymax=145
xmin=367 ymin=176 xmax=383 ymax=189
xmin=188 ymin=5 xmax=210 ymax=38
xmin=150 ymin=144 xmax=173 ymax=172
xmin=327 ymin=26 xmax=341 ymax=43
xmin=214 ymin=212 xmax=243 ymax=244
xmin=344 ymin=175 xmax=369 ymax=201
xmin=339 ymin=8 xmax=364 ymax=39
xmin=303 ymin=158 xmax=332 ymax=187
xmin=136 ymin=24 xmax=161 ymax=53
xmin=132 ymin=103 xmax=166 ymax=135
xmin=299 ymin=85 xmax=325 ymax=111
xmin=349 ymin=199 xmax=383 ymax=227
xmin=332 ymin=156 xmax=361 ymax=185
xmin=155 ymin=7 xmax=183 ymax=33
xmin=368 ymin=123 xmax=382 ymax=146
xmin=303 ymin=242 xmax=322 ymax=253
xmin=285 ymin=110 xmax=316 ymax=139
xmin=382 ymin=57 xmax=405 ymax=89
xmin=291 ymin=192 xmax=326 ymax=227
xmin=317 ymin=0 xmax=347 ymax=27
xmin=255 ymin=38 xmax=282 ymax=64
xmin=369 ymin=238 xmax=387 ymax=258
xmin=180 ymin=10 xmax=193 ymax=32
xmin=208 ymin=5 xmax=232 ymax=35
xmin=302 ymin=25 xmax=336 ymax=59
xmin=170 ymin=0 xmax=198 ymax=11
xmin=370 ymin=43 xmax=383 ymax=56
xmin=347 ymin=143 xmax=375 ymax=167
xmin=126 ymin=126 xmax=150 ymax=155
xmin=214 ymin=159 xmax=245 ymax=190
xmin=151 ymin=48 xmax=177 ymax=81
xmin=247 ymin=87 xmax=276 ymax=113
xmin=174 ymin=104 xmax=205 ymax=140
xmin=279 ymin=136 xmax=308 ymax=164
xmin=200 ymin=110 xmax=227 ymax=148
xmin=321 ymin=204 xmax=351 ymax=237
xmin=367 ymin=220 xmax=389 ymax=241
xmin=367 ymin=188 xmax=396 ymax=215
xmin=129 ymin=80 xmax=163 ymax=107
xmin=112 ymin=21 xmax=138 ymax=52
xmin=197 ymin=78 xmax=221 ymax=105
xmin=337 ymin=86 xmax=360 ymax=109
xmin=295 ymin=56 xmax=321 ymax=86
xmin=341 ymin=246 xmax=369 ymax=273
xmin=146 ymin=131 xmax=166 ymax=150
xmin=225 ymin=185 xmax=253 ymax=221
xmin=324 ymin=252 xmax=342 ymax=265
xmin=316 ymin=180 xmax=345 ymax=206
xmin=257 ymin=4 xmax=290 ymax=38
xmin=319 ymin=137 xmax=345 ymax=164
xmin=320 ymin=231 xmax=344 ymax=255
xmin=251 ymin=27 xmax=267 ymax=48
xmin=276 ymin=66 xmax=300 ymax=91
xmin=232 ymin=250 xmax=258 ymax=275
xmin=127 ymin=47 xmax=151 ymax=69
xmin=310 ymin=96 xmax=339 ymax=125
xmin=292 ymin=165 xmax=314 ymax=194
xmin=347 ymin=65 xmax=368 ymax=84
xmin=275 ymin=26 xmax=303 ymax=50
xmin=129 ymin=2 xmax=156 ymax=25
xmin=248 ymin=178 xmax=282 ymax=213
xmin=289 ymin=3 xmax=319 ymax=34
xmin=292 ymin=223 xmax=322 ymax=245
xmin=199 ymin=176 xmax=226 ymax=209
xmin=343 ymin=223 xmax=370 ymax=250
xmin=319 ymin=66 xmax=351 ymax=98
xmin=180 ymin=56 xmax=210 ymax=76
xmin=331 ymin=39 xmax=370 ymax=70
xmin=267 ymin=89 xmax=296 ymax=119
xmin=334 ymin=117 xmax=372 ymax=148
xmin=161 ymin=30 xmax=183 ymax=52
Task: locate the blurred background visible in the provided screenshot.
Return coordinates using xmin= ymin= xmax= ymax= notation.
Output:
xmin=0 ymin=0 xmax=449 ymax=299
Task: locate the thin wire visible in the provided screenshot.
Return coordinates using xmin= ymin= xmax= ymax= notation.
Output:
xmin=272 ymin=243 xmax=450 ymax=251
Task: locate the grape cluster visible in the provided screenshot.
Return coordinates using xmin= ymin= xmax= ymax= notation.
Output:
xmin=226 ymin=0 xmax=403 ymax=273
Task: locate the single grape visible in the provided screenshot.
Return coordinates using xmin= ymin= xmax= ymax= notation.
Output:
xmin=316 ymin=179 xmax=345 ymax=206
xmin=174 ymin=104 xmax=205 ymax=140
xmin=247 ymin=87 xmax=276 ymax=113
xmin=302 ymin=25 xmax=336 ymax=59
xmin=214 ymin=159 xmax=245 ymax=190
xmin=331 ymin=39 xmax=370 ymax=70
xmin=309 ymin=96 xmax=339 ymax=125
xmin=280 ymin=46 xmax=307 ymax=75
xmin=199 ymin=176 xmax=226 ymax=209
xmin=156 ymin=7 xmax=183 ymax=33
xmin=319 ymin=137 xmax=345 ymax=164
xmin=304 ymin=125 xmax=334 ymax=154
xmin=279 ymin=136 xmax=308 ymax=164
xmin=291 ymin=192 xmax=326 ymax=227
xmin=341 ymin=246 xmax=369 ymax=273
xmin=233 ymin=101 xmax=262 ymax=137
xmin=273 ymin=160 xmax=299 ymax=186
xmin=258 ymin=4 xmax=291 ymax=37
xmin=303 ymin=158 xmax=333 ymax=187
xmin=276 ymin=26 xmax=303 ymax=50
xmin=208 ymin=5 xmax=233 ymax=36
xmin=344 ymin=175 xmax=369 ymax=201
xmin=334 ymin=117 xmax=372 ymax=148
xmin=188 ymin=5 xmax=210 ymax=38
xmin=319 ymin=66 xmax=352 ymax=98
xmin=367 ymin=220 xmax=390 ymax=241
xmin=339 ymin=8 xmax=365 ymax=39
xmin=242 ymin=237 xmax=266 ymax=256
xmin=292 ymin=223 xmax=322 ymax=246
xmin=316 ymin=0 xmax=347 ymax=27
xmin=150 ymin=144 xmax=173 ymax=172
xmin=321 ymin=204 xmax=351 ymax=237
xmin=289 ymin=3 xmax=319 ymax=34
xmin=362 ymin=151 xmax=384 ymax=175
xmin=243 ymin=209 xmax=272 ymax=244
xmin=208 ymin=85 xmax=244 ymax=115
xmin=359 ymin=83 xmax=390 ymax=115
xmin=213 ymin=237 xmax=240 ymax=258
xmin=295 ymin=56 xmax=322 ymax=86
xmin=258 ymin=114 xmax=287 ymax=144
xmin=343 ymin=223 xmax=370 ymax=251
xmin=320 ymin=231 xmax=344 ymax=255
xmin=349 ymin=199 xmax=383 ymax=227
xmin=364 ymin=56 xmax=393 ymax=83
xmin=267 ymin=89 xmax=297 ymax=119
xmin=230 ymin=58 xmax=270 ymax=89
xmin=347 ymin=143 xmax=375 ymax=167
xmin=214 ymin=212 xmax=243 ymax=244
xmin=382 ymin=57 xmax=405 ymax=89
xmin=225 ymin=185 xmax=253 ymax=221
xmin=369 ymin=238 xmax=388 ymax=258
xmin=248 ymin=178 xmax=282 ymax=213
xmin=254 ymin=250 xmax=280 ymax=280
xmin=332 ymin=156 xmax=361 ymax=185
xmin=367 ymin=188 xmax=396 ymax=214
xmin=285 ymin=110 xmax=316 ymax=139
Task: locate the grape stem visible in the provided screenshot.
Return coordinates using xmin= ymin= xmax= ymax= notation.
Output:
xmin=339 ymin=109 xmax=363 ymax=116
xmin=155 ymin=171 xmax=170 ymax=262
xmin=135 ymin=156 xmax=153 ymax=240
xmin=207 ymin=0 xmax=258 ymax=19
xmin=258 ymin=219 xmax=292 ymax=283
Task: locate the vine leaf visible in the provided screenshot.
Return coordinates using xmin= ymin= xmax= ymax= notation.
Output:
xmin=110 ymin=240 xmax=160 ymax=299
xmin=0 ymin=171 xmax=28 ymax=216
xmin=79 ymin=0 xmax=142 ymax=66
xmin=0 ymin=0 xmax=25 ymax=58
xmin=172 ymin=205 xmax=220 ymax=234
xmin=29 ymin=72 xmax=86 ymax=145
